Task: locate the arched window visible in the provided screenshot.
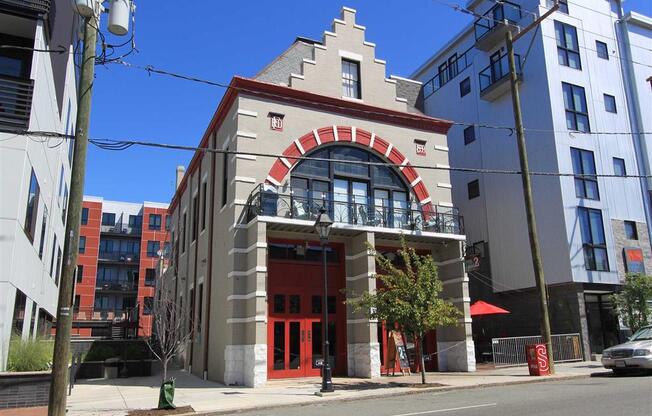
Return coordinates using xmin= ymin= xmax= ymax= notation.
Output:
xmin=290 ymin=145 xmax=412 ymax=227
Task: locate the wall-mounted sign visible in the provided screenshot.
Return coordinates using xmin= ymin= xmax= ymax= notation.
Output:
xmin=624 ymin=247 xmax=645 ymax=273
xmin=414 ymin=140 xmax=427 ymax=156
xmin=268 ymin=112 xmax=284 ymax=131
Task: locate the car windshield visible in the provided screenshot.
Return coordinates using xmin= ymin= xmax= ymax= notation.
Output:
xmin=630 ymin=326 xmax=652 ymax=341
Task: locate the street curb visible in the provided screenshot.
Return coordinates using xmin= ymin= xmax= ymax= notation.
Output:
xmin=196 ymin=373 xmax=594 ymax=415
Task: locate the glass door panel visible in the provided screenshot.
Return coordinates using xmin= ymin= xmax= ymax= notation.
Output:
xmin=289 ymin=321 xmax=301 ymax=369
xmin=273 ymin=321 xmax=285 ymax=370
xmin=351 ymin=181 xmax=368 ymax=225
xmin=392 ymin=191 xmax=408 ymax=228
xmin=312 ymin=180 xmax=329 ymax=215
xmin=290 ymin=178 xmax=309 ymax=219
xmin=333 ymin=179 xmax=349 ymax=223
xmin=374 ymin=189 xmax=389 ymax=227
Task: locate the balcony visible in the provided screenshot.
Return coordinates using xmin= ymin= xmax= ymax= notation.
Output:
xmin=0 ymin=0 xmax=51 ymax=19
xmin=0 ymin=75 xmax=34 ymax=132
xmin=245 ymin=184 xmax=464 ymax=236
xmin=473 ymin=1 xmax=521 ymax=51
xmin=98 ymin=251 xmax=140 ymax=264
xmin=95 ymin=280 xmax=138 ymax=293
xmin=422 ymin=46 xmax=473 ymax=99
xmin=72 ymin=305 xmax=139 ymax=323
xmin=479 ymin=53 xmax=521 ymax=101
xmin=100 ymin=222 xmax=142 ymax=237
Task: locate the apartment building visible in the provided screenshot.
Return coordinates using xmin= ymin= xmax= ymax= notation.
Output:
xmin=162 ymin=7 xmax=475 ymax=387
xmin=73 ymin=197 xmax=169 ymax=338
xmin=412 ymin=0 xmax=652 ymax=358
xmin=0 ymin=0 xmax=79 ymax=371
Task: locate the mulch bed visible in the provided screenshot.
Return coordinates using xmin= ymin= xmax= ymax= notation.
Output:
xmin=127 ymin=406 xmax=195 ymax=416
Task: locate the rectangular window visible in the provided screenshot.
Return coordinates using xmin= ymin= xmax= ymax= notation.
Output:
xmin=221 ymin=153 xmax=228 ymax=207
xmin=555 ymin=21 xmax=581 ymax=70
xmin=201 ymin=182 xmax=207 ymax=231
xmin=58 ymin=166 xmax=64 ymax=204
xmin=143 ymin=297 xmax=154 ymax=315
xmin=596 ymin=40 xmax=609 ymax=59
xmin=147 ymin=241 xmax=160 ymax=257
xmin=24 ymin=169 xmax=40 ymax=242
xmin=613 ymin=158 xmax=626 ymax=177
xmin=571 ymin=148 xmax=599 ymax=200
xmin=149 ymin=214 xmax=162 ymax=230
xmin=181 ymin=212 xmax=187 ymax=252
xmin=459 ymin=77 xmax=471 ymax=97
xmin=50 ymin=234 xmax=57 ymax=277
xmin=81 ymin=207 xmax=89 ymax=225
xmin=463 ymin=126 xmax=476 ymax=145
xmin=341 ymin=59 xmax=361 ymax=99
xmin=61 ymin=184 xmax=68 ymax=222
xmin=128 ymin=215 xmax=142 ymax=228
xmin=55 ymin=246 xmax=62 ymax=285
xmin=562 ymin=82 xmax=590 ymax=132
xmin=38 ymin=206 xmax=48 ymax=259
xmin=578 ymin=207 xmax=609 ymax=271
xmin=468 ymin=179 xmax=480 ymax=199
xmin=192 ymin=194 xmax=199 ymax=241
xmin=625 ymin=221 xmax=638 ymax=240
xmin=79 ymin=236 xmax=86 ymax=254
xmin=101 ymin=213 xmax=116 ymax=226
xmin=76 ymin=265 xmax=83 ymax=283
xmin=73 ymin=295 xmax=80 ymax=313
xmin=197 ymin=283 xmax=203 ymax=332
xmin=559 ymin=0 xmax=569 ymax=14
xmin=604 ymin=94 xmax=617 ymax=113
xmin=165 ymin=214 xmax=171 ymax=231
xmin=145 ymin=268 xmax=156 ymax=286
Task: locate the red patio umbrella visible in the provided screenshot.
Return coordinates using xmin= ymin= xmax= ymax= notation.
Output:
xmin=470 ymin=300 xmax=510 ymax=317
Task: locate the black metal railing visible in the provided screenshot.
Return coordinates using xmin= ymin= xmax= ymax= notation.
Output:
xmin=100 ymin=222 xmax=142 ymax=236
xmin=0 ymin=75 xmax=34 ymax=132
xmin=422 ymin=46 xmax=473 ymax=99
xmin=474 ymin=1 xmax=522 ymax=41
xmin=479 ymin=53 xmax=521 ymax=92
xmin=95 ymin=280 xmax=139 ymax=292
xmin=246 ymin=184 xmax=464 ymax=235
xmin=0 ymin=0 xmax=51 ymax=18
xmin=98 ymin=251 xmax=140 ymax=263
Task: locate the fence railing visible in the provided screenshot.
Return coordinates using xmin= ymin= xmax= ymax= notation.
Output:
xmin=474 ymin=0 xmax=522 ymax=41
xmin=100 ymin=222 xmax=142 ymax=236
xmin=491 ymin=333 xmax=584 ymax=367
xmin=98 ymin=251 xmax=140 ymax=263
xmin=479 ymin=53 xmax=521 ymax=93
xmin=422 ymin=46 xmax=474 ymax=99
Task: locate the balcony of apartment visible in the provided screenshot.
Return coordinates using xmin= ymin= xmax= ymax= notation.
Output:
xmin=98 ymin=250 xmax=140 ymax=264
xmin=479 ymin=53 xmax=521 ymax=101
xmin=100 ymin=222 xmax=142 ymax=237
xmin=473 ymin=1 xmax=522 ymax=51
xmin=245 ymin=184 xmax=464 ymax=240
xmin=0 ymin=31 xmax=36 ymax=132
xmin=0 ymin=0 xmax=51 ymax=19
xmin=95 ymin=279 xmax=139 ymax=293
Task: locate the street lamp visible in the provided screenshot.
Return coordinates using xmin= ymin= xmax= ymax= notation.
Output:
xmin=314 ymin=207 xmax=334 ymax=393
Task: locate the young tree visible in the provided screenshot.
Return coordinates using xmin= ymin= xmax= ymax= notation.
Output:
xmin=612 ymin=274 xmax=652 ymax=333
xmin=348 ymin=236 xmax=461 ymax=384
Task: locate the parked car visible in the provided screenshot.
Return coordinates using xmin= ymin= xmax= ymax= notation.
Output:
xmin=601 ymin=325 xmax=652 ymax=375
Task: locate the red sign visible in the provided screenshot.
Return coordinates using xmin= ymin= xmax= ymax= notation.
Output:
xmin=624 ymin=247 xmax=645 ymax=273
xmin=525 ymin=344 xmax=550 ymax=376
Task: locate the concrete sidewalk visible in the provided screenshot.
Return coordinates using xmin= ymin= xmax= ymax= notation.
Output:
xmin=66 ymin=362 xmax=606 ymax=416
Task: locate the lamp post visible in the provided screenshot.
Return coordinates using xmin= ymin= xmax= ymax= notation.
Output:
xmin=314 ymin=207 xmax=334 ymax=393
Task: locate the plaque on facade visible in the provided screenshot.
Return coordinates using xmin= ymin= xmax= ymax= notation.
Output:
xmin=269 ymin=112 xmax=284 ymax=131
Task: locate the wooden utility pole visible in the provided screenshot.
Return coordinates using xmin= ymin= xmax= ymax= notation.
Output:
xmin=505 ymin=1 xmax=559 ymax=374
xmin=48 ymin=15 xmax=97 ymax=416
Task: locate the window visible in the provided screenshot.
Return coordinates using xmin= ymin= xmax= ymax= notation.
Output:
xmin=613 ymin=158 xmax=626 ymax=177
xmin=164 ymin=242 xmax=170 ymax=258
xmin=58 ymin=166 xmax=64 ymax=204
xmin=201 ymin=182 xmax=207 ymax=231
xmin=128 ymin=215 xmax=142 ymax=228
xmin=463 ymin=126 xmax=476 ymax=145
xmin=145 ymin=268 xmax=156 ymax=286
xmin=192 ymin=194 xmax=199 ymax=241
xmin=197 ymin=283 xmax=203 ymax=332
xmin=61 ymin=184 xmax=68 ymax=222
xmin=147 ymin=241 xmax=160 ymax=257
xmin=571 ymin=148 xmax=599 ymax=200
xmin=50 ymin=235 xmax=57 ymax=277
xmin=604 ymin=94 xmax=617 ymax=113
xmin=38 ymin=206 xmax=48 ymax=259
xmin=625 ymin=221 xmax=638 ymax=240
xmin=221 ymin=152 xmax=228 ymax=207
xmin=81 ymin=207 xmax=89 ymax=225
xmin=468 ymin=180 xmax=480 ymax=199
xmin=101 ymin=213 xmax=116 ymax=226
xmin=55 ymin=246 xmax=62 ymax=285
xmin=79 ymin=236 xmax=86 ymax=254
xmin=562 ymin=82 xmax=590 ymax=132
xmin=341 ymin=59 xmax=361 ymax=99
xmin=559 ymin=0 xmax=568 ymax=14
xmin=149 ymin=214 xmax=162 ymax=230
xmin=165 ymin=214 xmax=171 ymax=231
xmin=181 ymin=212 xmax=187 ymax=252
xmin=73 ymin=295 xmax=80 ymax=313
xmin=24 ymin=169 xmax=40 ymax=242
xmin=459 ymin=77 xmax=471 ymax=97
xmin=596 ymin=40 xmax=609 ymax=59
xmin=578 ymin=207 xmax=609 ymax=271
xmin=555 ymin=21 xmax=581 ymax=69
xmin=76 ymin=265 xmax=83 ymax=283
xmin=143 ymin=297 xmax=154 ymax=315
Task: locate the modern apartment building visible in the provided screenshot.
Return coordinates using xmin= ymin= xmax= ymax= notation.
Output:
xmin=162 ymin=7 xmax=475 ymax=387
xmin=73 ymin=197 xmax=169 ymax=338
xmin=412 ymin=0 xmax=652 ymax=358
xmin=0 ymin=0 xmax=79 ymax=371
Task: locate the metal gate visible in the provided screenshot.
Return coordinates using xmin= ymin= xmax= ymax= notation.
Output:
xmin=491 ymin=333 xmax=583 ymax=367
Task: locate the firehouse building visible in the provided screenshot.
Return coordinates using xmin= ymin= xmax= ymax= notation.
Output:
xmin=164 ymin=7 xmax=475 ymax=387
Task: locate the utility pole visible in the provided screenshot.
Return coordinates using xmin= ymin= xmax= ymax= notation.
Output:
xmin=48 ymin=14 xmax=98 ymax=416
xmin=505 ymin=1 xmax=559 ymax=374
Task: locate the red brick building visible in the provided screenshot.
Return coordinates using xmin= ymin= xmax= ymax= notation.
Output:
xmin=73 ymin=197 xmax=169 ymax=338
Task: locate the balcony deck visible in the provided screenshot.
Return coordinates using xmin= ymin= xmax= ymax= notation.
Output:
xmin=479 ymin=53 xmax=522 ymax=101
xmin=0 ymin=75 xmax=34 ymax=132
xmin=473 ymin=1 xmax=522 ymax=51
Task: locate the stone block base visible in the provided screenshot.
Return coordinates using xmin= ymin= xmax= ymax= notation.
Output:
xmin=347 ymin=342 xmax=381 ymax=378
xmin=224 ymin=344 xmax=267 ymax=387
xmin=437 ymin=339 xmax=476 ymax=372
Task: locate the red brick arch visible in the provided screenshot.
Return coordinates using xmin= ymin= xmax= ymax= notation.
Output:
xmin=265 ymin=126 xmax=433 ymax=213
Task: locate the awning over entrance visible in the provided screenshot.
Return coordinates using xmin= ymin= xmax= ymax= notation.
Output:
xmin=470 ymin=300 xmax=510 ymax=317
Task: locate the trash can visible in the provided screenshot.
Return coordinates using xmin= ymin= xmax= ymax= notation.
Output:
xmin=103 ymin=357 xmax=120 ymax=379
xmin=525 ymin=343 xmax=550 ymax=376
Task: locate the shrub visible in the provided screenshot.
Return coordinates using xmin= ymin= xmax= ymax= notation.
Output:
xmin=7 ymin=335 xmax=53 ymax=372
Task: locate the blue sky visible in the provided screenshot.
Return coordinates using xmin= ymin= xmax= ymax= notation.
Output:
xmin=85 ymin=0 xmax=651 ymax=204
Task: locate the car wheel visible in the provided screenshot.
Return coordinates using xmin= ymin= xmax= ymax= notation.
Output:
xmin=612 ymin=369 xmax=628 ymax=377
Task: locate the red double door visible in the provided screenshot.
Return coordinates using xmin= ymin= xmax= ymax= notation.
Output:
xmin=267 ymin=240 xmax=346 ymax=379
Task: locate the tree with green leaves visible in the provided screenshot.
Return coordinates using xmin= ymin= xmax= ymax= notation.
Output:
xmin=348 ymin=236 xmax=460 ymax=384
xmin=612 ymin=273 xmax=652 ymax=333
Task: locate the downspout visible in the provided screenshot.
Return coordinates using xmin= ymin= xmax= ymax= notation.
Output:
xmin=203 ymin=133 xmax=217 ymax=380
xmin=189 ymin=162 xmax=202 ymax=373
xmin=615 ymin=1 xmax=652 ymax=245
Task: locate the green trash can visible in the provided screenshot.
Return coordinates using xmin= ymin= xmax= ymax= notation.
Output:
xmin=158 ymin=380 xmax=176 ymax=410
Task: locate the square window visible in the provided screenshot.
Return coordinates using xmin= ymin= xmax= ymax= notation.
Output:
xmin=274 ymin=295 xmax=285 ymax=313
xmin=289 ymin=295 xmax=300 ymax=313
xmin=604 ymin=94 xmax=617 ymax=113
xmin=468 ymin=180 xmax=480 ymax=199
xmin=144 ymin=297 xmax=154 ymax=315
xmin=625 ymin=221 xmax=638 ymax=240
xmin=145 ymin=268 xmax=156 ymax=286
xmin=147 ymin=241 xmax=160 ymax=257
xmin=101 ymin=213 xmax=115 ymax=226
xmin=149 ymin=214 xmax=162 ymax=230
xmin=559 ymin=0 xmax=569 ymax=14
xmin=463 ymin=126 xmax=476 ymax=145
xmin=459 ymin=77 xmax=471 ymax=97
xmin=613 ymin=158 xmax=626 ymax=176
xmin=596 ymin=41 xmax=609 ymax=59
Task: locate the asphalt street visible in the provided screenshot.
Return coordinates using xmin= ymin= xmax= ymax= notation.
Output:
xmin=232 ymin=374 xmax=652 ymax=416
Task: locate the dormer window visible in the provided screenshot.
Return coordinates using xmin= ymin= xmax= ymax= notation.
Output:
xmin=342 ymin=59 xmax=361 ymax=99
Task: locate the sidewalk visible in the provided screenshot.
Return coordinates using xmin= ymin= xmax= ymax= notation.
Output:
xmin=66 ymin=361 xmax=606 ymax=416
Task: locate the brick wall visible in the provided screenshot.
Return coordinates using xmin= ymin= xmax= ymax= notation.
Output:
xmin=0 ymin=371 xmax=51 ymax=409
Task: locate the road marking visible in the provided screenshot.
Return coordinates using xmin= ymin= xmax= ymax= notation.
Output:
xmin=390 ymin=403 xmax=498 ymax=416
